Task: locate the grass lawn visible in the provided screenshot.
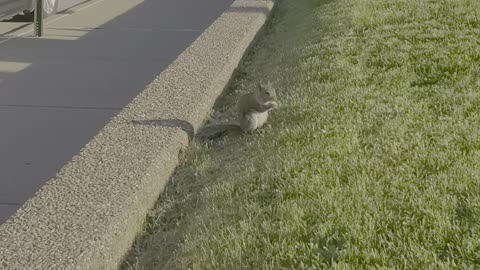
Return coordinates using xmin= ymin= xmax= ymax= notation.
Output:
xmin=122 ymin=0 xmax=480 ymax=269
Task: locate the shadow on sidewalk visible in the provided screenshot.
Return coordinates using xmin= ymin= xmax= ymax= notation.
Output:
xmin=131 ymin=119 xmax=194 ymax=141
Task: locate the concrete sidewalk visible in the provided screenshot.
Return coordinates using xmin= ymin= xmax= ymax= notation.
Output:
xmin=0 ymin=0 xmax=234 ymax=224
xmin=0 ymin=0 xmax=273 ymax=268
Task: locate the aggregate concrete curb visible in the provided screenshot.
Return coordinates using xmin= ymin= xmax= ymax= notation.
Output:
xmin=0 ymin=0 xmax=274 ymax=269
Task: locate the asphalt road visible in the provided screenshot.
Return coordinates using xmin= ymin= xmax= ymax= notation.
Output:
xmin=0 ymin=0 xmax=234 ymax=224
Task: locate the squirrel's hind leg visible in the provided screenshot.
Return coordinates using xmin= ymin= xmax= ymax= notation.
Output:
xmin=240 ymin=114 xmax=258 ymax=133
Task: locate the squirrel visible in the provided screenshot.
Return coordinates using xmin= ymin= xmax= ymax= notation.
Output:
xmin=196 ymin=81 xmax=279 ymax=141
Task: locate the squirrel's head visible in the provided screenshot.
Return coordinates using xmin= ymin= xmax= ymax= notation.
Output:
xmin=256 ymin=81 xmax=277 ymax=102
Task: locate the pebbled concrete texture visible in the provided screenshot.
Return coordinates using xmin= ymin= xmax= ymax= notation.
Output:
xmin=0 ymin=0 xmax=274 ymax=269
xmin=0 ymin=0 xmax=235 ymax=224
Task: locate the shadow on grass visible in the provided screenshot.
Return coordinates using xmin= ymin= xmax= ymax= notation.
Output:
xmin=120 ymin=147 xmax=204 ymax=270
xmin=436 ymin=192 xmax=480 ymax=265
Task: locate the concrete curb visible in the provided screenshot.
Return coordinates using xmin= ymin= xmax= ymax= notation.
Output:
xmin=0 ymin=0 xmax=274 ymax=269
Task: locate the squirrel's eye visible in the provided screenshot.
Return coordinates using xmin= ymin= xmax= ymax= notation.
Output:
xmin=265 ymin=91 xmax=270 ymax=96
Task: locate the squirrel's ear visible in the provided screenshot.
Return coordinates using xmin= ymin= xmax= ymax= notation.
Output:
xmin=258 ymin=82 xmax=265 ymax=90
xmin=268 ymin=81 xmax=274 ymax=88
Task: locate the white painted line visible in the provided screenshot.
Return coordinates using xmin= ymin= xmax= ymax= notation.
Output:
xmin=119 ymin=27 xmax=202 ymax=32
xmin=0 ymin=32 xmax=24 ymax=45
xmin=0 ymin=0 xmax=108 ymax=45
xmin=46 ymin=26 xmax=201 ymax=32
xmin=76 ymin=0 xmax=107 ymax=12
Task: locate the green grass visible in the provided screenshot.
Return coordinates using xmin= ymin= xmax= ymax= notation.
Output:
xmin=122 ymin=0 xmax=480 ymax=269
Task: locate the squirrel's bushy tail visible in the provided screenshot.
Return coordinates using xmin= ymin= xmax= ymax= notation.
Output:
xmin=196 ymin=123 xmax=241 ymax=141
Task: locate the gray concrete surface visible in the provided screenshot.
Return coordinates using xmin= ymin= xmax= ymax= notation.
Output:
xmin=58 ymin=0 xmax=93 ymax=12
xmin=0 ymin=0 xmax=274 ymax=269
xmin=0 ymin=0 xmax=234 ymax=224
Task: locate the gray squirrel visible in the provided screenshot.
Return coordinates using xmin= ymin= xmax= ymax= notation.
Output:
xmin=196 ymin=81 xmax=279 ymax=140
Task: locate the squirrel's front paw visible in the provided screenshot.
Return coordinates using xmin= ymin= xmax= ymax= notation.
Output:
xmin=271 ymin=101 xmax=280 ymax=109
xmin=265 ymin=101 xmax=279 ymax=111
